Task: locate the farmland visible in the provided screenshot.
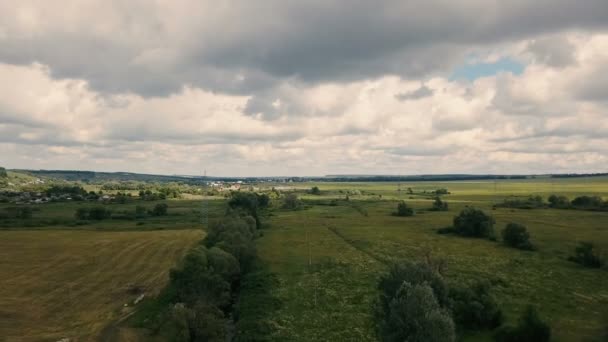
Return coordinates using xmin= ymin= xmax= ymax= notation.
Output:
xmin=0 ymin=229 xmax=202 ymax=341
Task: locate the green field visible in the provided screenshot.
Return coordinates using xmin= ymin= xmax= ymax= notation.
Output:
xmin=0 ymin=229 xmax=202 ymax=342
xmin=251 ymin=178 xmax=608 ymax=341
xmin=1 ymin=177 xmax=607 ymax=341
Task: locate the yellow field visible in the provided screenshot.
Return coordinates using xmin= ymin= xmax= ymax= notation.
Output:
xmin=0 ymin=229 xmax=203 ymax=342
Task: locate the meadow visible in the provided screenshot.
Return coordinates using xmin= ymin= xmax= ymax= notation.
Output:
xmin=1 ymin=177 xmax=607 ymax=341
xmin=250 ymin=177 xmax=608 ymax=341
xmin=0 ymin=229 xmax=202 ymax=341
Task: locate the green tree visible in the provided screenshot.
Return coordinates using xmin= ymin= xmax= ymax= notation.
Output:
xmin=453 ymin=208 xmax=495 ymax=239
xmin=547 ymin=194 xmax=570 ymax=208
xmin=568 ymin=242 xmax=604 ymax=268
xmin=494 ymin=306 xmax=551 ymax=342
xmin=151 ymin=203 xmax=168 ymax=216
xmin=396 ymin=201 xmax=414 ymax=217
xmin=282 ymin=193 xmax=301 ymax=210
xmin=135 ymin=205 xmax=147 ymax=219
xmin=378 ymin=282 xmax=455 ymax=342
xmin=0 ymin=167 xmax=7 ymax=178
xmin=501 ymin=223 xmax=534 ymax=250
xmin=88 ymin=207 xmax=111 ymax=220
xmin=75 ymin=207 xmax=89 ymax=220
xmin=448 ymin=281 xmax=503 ymax=330
xmin=310 ymin=186 xmax=321 ymax=195
xmin=431 ymin=197 xmax=448 ymax=211
xmin=376 ymin=261 xmax=449 ymax=315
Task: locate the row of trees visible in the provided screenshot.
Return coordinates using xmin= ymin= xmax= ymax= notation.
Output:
xmin=497 ymin=194 xmax=608 ymax=211
xmin=143 ymin=192 xmax=270 ymax=341
xmin=374 ymin=259 xmax=550 ymax=341
xmin=74 ymin=203 xmax=169 ymax=221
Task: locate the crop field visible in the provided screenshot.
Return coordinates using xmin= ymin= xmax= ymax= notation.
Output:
xmin=0 ymin=229 xmax=202 ymax=342
xmin=254 ymin=177 xmax=608 ymax=341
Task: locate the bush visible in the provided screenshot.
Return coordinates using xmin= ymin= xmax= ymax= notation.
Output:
xmin=453 ymin=208 xmax=495 ymax=239
xmin=431 ymin=197 xmax=448 ymax=211
xmin=374 ymin=260 xmax=453 ymax=342
xmin=501 ymin=223 xmax=534 ymax=250
xmin=167 ymin=301 xmax=226 ymax=342
xmin=547 ymin=195 xmax=570 ymax=209
xmin=434 ymin=188 xmax=450 ymax=195
xmin=75 ymin=208 xmax=89 ymax=220
xmin=448 ymin=281 xmax=503 ymax=330
xmin=135 ymin=205 xmax=147 ymax=219
xmin=151 ymin=203 xmax=168 ymax=216
xmin=282 ymin=193 xmax=301 ymax=210
xmin=568 ymin=242 xmax=604 ymax=268
xmin=88 ymin=207 xmax=111 ymax=220
xmin=16 ymin=207 xmax=32 ymax=219
xmin=497 ymin=196 xmax=544 ymax=209
xmin=377 ymin=261 xmax=449 ymax=314
xmin=0 ymin=167 xmax=7 ymax=178
xmin=310 ymin=186 xmax=321 ymax=195
xmin=378 ymin=282 xmax=455 ymax=342
xmin=395 ymin=201 xmax=414 ymax=217
xmin=494 ymin=306 xmax=550 ymax=342
xmin=168 ymin=246 xmax=232 ymax=308
xmin=571 ymin=195 xmax=604 ymax=208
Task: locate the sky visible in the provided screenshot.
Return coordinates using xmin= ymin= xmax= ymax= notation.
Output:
xmin=1 ymin=1 xmax=607 ymax=177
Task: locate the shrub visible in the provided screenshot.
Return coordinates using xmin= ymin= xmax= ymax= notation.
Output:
xmin=282 ymin=193 xmax=301 ymax=210
xmin=501 ymin=223 xmax=534 ymax=250
xmin=431 ymin=197 xmax=448 ymax=211
xmin=310 ymin=186 xmax=321 ymax=195
xmin=167 ymin=301 xmax=226 ymax=342
xmin=377 ymin=261 xmax=449 ymax=313
xmin=448 ymin=281 xmax=503 ymax=330
xmin=204 ymin=216 xmax=257 ymax=268
xmin=168 ymin=246 xmax=232 ymax=308
xmin=0 ymin=167 xmax=7 ymax=178
xmin=135 ymin=205 xmax=147 ymax=219
xmin=568 ymin=242 xmax=604 ymax=268
xmin=228 ymin=192 xmax=269 ymax=227
xmin=88 ymin=207 xmax=111 ymax=220
xmin=377 ymin=282 xmax=455 ymax=342
xmin=75 ymin=207 xmax=89 ymax=220
xmin=494 ymin=306 xmax=550 ymax=342
xmin=453 ymin=208 xmax=495 ymax=239
xmin=547 ymin=195 xmax=570 ymax=209
xmin=16 ymin=207 xmax=33 ymax=219
xmin=497 ymin=196 xmax=544 ymax=209
xmin=434 ymin=188 xmax=450 ymax=195
xmin=395 ymin=201 xmax=414 ymax=217
xmin=151 ymin=203 xmax=168 ymax=216
xmin=571 ymin=195 xmax=604 ymax=208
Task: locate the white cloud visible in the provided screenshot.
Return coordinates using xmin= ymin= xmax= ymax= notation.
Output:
xmin=1 ymin=3 xmax=608 ymax=176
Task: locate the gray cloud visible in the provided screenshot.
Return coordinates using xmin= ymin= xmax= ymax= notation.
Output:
xmin=2 ymin=1 xmax=608 ymax=97
xmin=395 ymin=85 xmax=433 ymax=101
xmin=526 ymin=36 xmax=576 ymax=67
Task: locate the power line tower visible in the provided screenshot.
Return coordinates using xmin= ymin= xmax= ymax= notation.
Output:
xmin=201 ymin=169 xmax=208 ymax=229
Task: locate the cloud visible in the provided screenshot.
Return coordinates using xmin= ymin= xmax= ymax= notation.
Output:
xmin=1 ymin=2 xmax=608 ymax=176
xmin=2 ymin=1 xmax=608 ymax=97
xmin=395 ymin=85 xmax=434 ymax=101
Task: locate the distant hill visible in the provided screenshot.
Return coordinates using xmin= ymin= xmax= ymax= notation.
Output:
xmin=19 ymin=170 xmax=193 ymax=184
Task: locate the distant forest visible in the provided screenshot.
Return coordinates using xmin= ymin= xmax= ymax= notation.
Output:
xmin=10 ymin=169 xmax=608 ymax=184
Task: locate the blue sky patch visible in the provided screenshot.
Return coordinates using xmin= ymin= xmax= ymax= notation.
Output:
xmin=449 ymin=57 xmax=525 ymax=81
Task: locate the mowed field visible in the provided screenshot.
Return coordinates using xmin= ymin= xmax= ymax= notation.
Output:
xmin=0 ymin=229 xmax=202 ymax=342
xmin=255 ymin=177 xmax=608 ymax=341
